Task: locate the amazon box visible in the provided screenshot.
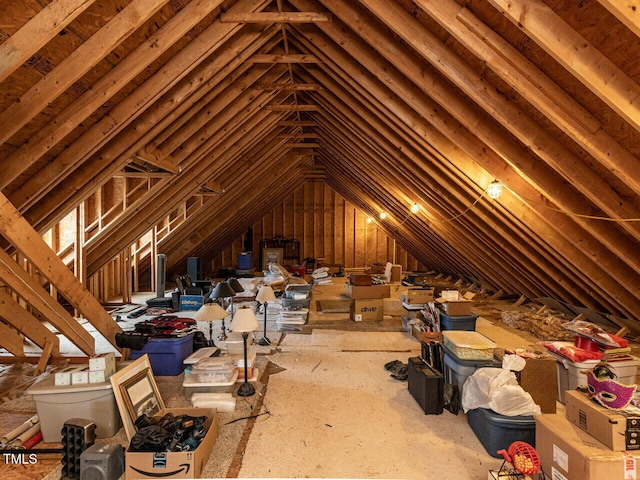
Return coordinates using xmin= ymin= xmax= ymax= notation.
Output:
xmin=110 ymin=355 xmax=218 ymax=479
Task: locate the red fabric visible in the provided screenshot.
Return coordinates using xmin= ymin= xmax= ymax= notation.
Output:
xmin=543 ymin=342 xmax=604 ymax=362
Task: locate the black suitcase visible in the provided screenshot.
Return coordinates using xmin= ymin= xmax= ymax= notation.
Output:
xmin=408 ymin=356 xmax=444 ymax=415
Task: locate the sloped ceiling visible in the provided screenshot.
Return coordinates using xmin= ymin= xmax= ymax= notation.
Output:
xmin=0 ymin=0 xmax=639 ymax=322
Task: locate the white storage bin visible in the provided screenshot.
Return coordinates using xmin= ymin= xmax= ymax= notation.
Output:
xmin=183 ymin=370 xmax=238 ymax=399
xmin=27 ymin=372 xmax=121 ymax=442
xmin=548 ymin=351 xmax=639 ymax=404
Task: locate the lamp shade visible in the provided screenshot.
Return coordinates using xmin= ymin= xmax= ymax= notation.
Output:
xmin=256 ymin=284 xmax=276 ymax=303
xmin=230 ymin=306 xmax=259 ymax=333
xmin=194 ymin=303 xmax=228 ymax=322
xmin=226 ymin=277 xmax=244 ymax=293
xmin=210 ymin=281 xmax=236 ymax=300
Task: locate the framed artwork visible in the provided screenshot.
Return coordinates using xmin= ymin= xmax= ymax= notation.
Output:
xmin=119 ymin=369 xmax=161 ymax=421
xmin=262 ymin=247 xmax=284 ymax=270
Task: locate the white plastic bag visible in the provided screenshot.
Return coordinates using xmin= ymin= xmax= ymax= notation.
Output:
xmin=461 ymin=355 xmax=541 ymax=416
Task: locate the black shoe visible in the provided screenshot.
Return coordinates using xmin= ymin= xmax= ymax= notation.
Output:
xmin=384 ymin=360 xmax=403 ymax=372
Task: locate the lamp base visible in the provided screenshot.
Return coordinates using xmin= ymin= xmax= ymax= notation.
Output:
xmin=258 ymin=336 xmax=271 ymax=346
xmin=237 ymin=381 xmax=255 ymax=397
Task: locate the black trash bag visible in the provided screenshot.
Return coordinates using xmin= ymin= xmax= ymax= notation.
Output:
xmin=443 ymin=383 xmax=461 ymax=415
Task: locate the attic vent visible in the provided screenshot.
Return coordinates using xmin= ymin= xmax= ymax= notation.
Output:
xmin=24 ymin=54 xmax=55 ymax=75
xmin=168 ymin=0 xmax=185 ymax=12
xmin=0 ymin=29 xmax=9 ymax=42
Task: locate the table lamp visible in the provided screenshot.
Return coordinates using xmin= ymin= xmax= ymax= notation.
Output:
xmin=194 ymin=303 xmax=228 ymax=346
xmin=231 ymin=306 xmax=259 ymax=397
xmin=255 ymin=285 xmax=276 ymax=346
xmin=226 ymin=277 xmax=244 ymax=316
xmin=209 ymin=281 xmax=236 ymax=340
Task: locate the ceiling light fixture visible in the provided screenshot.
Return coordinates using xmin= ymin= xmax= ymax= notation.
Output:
xmin=379 ymin=212 xmax=387 ymax=220
xmin=366 ymin=217 xmax=373 ymax=224
xmin=410 ymin=203 xmax=420 ymax=214
xmin=487 ymin=180 xmax=503 ymax=199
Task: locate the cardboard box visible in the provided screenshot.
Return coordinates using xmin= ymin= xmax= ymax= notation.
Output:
xmin=110 ymin=355 xmax=218 ymax=479
xmin=345 ymin=284 xmax=391 ymax=299
xmin=71 ymin=370 xmax=89 ymax=385
xmin=536 ymin=413 xmax=640 ymax=480
xmin=401 ymin=287 xmax=435 ymax=305
xmin=350 ymin=299 xmax=384 ymax=321
xmin=89 ymin=352 xmax=116 ymax=373
xmin=435 ymin=291 xmax=474 ymax=316
xmin=180 ymin=295 xmax=205 ymax=311
xmin=566 ymin=389 xmax=640 ymax=451
xmin=494 ymin=350 xmax=557 ymax=414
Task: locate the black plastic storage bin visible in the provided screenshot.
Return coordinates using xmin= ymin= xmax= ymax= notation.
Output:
xmin=439 ymin=313 xmax=478 ymax=331
xmin=467 ymin=407 xmax=536 ymax=458
xmin=407 ymin=357 xmax=444 ymax=415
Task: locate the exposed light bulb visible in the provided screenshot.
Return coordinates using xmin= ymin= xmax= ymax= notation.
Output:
xmin=366 ymin=217 xmax=373 ymax=223
xmin=487 ymin=180 xmax=503 ymax=199
xmin=379 ymin=212 xmax=387 ymax=220
xmin=410 ymin=203 xmax=420 ymax=214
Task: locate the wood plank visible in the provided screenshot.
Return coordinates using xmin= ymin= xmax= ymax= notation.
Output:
xmin=256 ymin=83 xmax=323 ymax=90
xmin=0 ymin=192 xmax=121 ymax=352
xmin=33 ymin=341 xmax=55 ymax=376
xmin=0 ymin=0 xmax=168 ymax=158
xmin=0 ymin=0 xmax=97 ymax=84
xmin=248 ymin=54 xmax=321 ymax=63
xmin=220 ymin=12 xmax=332 ymax=23
xmin=597 ymin=0 xmax=640 ymax=37
xmin=487 ymin=0 xmax=640 ymax=133
xmin=266 ymin=104 xmax=322 ymax=111
xmin=0 ymin=249 xmax=95 ymax=355
xmin=0 ymin=288 xmax=60 ymax=355
xmin=0 ymin=322 xmax=25 ymax=357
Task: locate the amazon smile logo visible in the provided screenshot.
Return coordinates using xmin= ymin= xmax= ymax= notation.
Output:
xmin=130 ymin=463 xmax=191 ymax=477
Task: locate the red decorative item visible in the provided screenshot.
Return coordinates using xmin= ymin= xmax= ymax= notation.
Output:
xmin=574 ymin=335 xmax=600 ymax=352
xmin=497 ymin=441 xmax=541 ymax=476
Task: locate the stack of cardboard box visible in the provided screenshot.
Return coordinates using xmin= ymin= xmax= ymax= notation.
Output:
xmin=345 ymin=281 xmax=390 ymax=321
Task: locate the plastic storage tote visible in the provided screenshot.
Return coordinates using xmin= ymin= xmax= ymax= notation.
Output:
xmin=439 ymin=313 xmax=478 ymax=331
xmin=467 ymin=407 xmax=536 ymax=458
xmin=442 ymin=331 xmax=496 ymax=361
xmin=548 ymin=351 xmax=639 ymax=403
xmin=442 ymin=345 xmax=500 ymax=393
xmin=27 ymin=374 xmax=121 ymax=442
xmin=130 ymin=333 xmax=194 ymax=376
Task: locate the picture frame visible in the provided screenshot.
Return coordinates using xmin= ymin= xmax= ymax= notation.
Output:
xmin=262 ymin=247 xmax=284 ymax=270
xmin=119 ymin=369 xmax=161 ymax=421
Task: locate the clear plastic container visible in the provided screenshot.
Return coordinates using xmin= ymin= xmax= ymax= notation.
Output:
xmin=442 ymin=331 xmax=496 ymax=361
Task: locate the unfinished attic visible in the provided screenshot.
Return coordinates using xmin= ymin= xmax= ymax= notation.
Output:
xmin=0 ymin=0 xmax=638 ymax=478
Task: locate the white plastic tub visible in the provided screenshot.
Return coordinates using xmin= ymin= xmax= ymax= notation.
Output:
xmin=27 ymin=372 xmax=121 ymax=442
xmin=442 ymin=331 xmax=496 ymax=361
xmin=548 ymin=351 xmax=639 ymax=404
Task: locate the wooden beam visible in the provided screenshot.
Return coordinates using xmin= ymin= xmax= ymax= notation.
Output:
xmin=597 ymin=0 xmax=640 ymax=38
xmin=0 ymin=0 xmax=168 ymax=160
xmin=34 ymin=341 xmax=55 ymax=377
xmin=487 ymin=0 xmax=640 ymax=134
xmin=133 ymin=151 xmax=178 ymax=173
xmin=0 ymin=0 xmax=96 ymax=84
xmin=220 ymin=12 xmax=332 ymax=23
xmin=0 ymin=321 xmax=25 ymax=357
xmin=0 ymin=249 xmax=95 ymax=355
xmin=277 ymin=121 xmax=318 ymax=126
xmin=266 ymin=104 xmax=322 ymax=111
xmin=0 ymin=288 xmax=60 ymax=355
xmin=256 ymin=83 xmax=323 ymax=90
xmin=0 ymin=193 xmax=122 ymax=352
xmin=286 ymin=142 xmax=320 ymax=147
xmin=248 ymin=54 xmax=321 ymax=63
xmin=277 ymin=133 xmax=321 ymax=139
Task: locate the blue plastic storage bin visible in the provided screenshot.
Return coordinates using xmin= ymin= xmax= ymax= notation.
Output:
xmin=439 ymin=313 xmax=478 ymax=331
xmin=130 ymin=333 xmax=194 ymax=376
xmin=467 ymin=407 xmax=536 ymax=458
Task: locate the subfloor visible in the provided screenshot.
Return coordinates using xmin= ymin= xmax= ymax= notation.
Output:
xmin=0 ymin=276 xmax=631 ymax=479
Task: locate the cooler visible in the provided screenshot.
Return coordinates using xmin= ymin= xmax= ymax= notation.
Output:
xmin=27 ymin=374 xmax=122 ymax=442
xmin=129 ymin=334 xmax=194 ymax=376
